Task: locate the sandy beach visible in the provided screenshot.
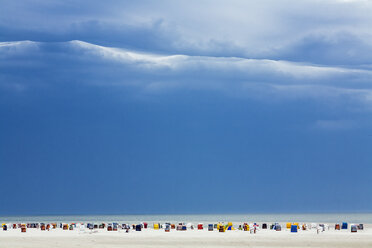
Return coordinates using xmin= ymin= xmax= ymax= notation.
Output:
xmin=1 ymin=224 xmax=371 ymax=248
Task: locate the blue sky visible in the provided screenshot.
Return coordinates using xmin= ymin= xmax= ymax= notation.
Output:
xmin=1 ymin=0 xmax=372 ymax=215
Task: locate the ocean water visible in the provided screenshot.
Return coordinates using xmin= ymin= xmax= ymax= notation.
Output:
xmin=1 ymin=213 xmax=372 ymax=224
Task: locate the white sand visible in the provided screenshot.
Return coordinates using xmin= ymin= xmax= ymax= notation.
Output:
xmin=1 ymin=224 xmax=371 ymax=248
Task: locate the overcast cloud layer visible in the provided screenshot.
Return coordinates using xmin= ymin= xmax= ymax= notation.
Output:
xmin=1 ymin=0 xmax=372 ymax=107
xmin=2 ymin=0 xmax=372 ymax=64
xmin=1 ymin=39 xmax=372 ymax=112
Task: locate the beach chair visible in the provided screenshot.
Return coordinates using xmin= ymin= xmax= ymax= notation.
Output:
xmin=226 ymin=222 xmax=234 ymax=230
xmin=341 ymin=222 xmax=348 ymax=229
xmin=275 ymin=224 xmax=281 ymax=231
xmin=291 ymin=225 xmax=298 ymax=233
xmin=135 ymin=224 xmax=142 ymax=231
xmin=208 ymin=224 xmax=213 ymax=231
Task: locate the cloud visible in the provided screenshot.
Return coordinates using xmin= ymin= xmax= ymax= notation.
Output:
xmin=70 ymin=40 xmax=372 ymax=77
xmin=276 ymin=32 xmax=372 ymax=65
xmin=1 ymin=40 xmax=372 ymax=112
xmin=2 ymin=0 xmax=372 ymax=65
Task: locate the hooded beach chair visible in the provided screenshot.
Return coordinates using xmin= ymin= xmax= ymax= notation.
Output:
xmin=275 ymin=224 xmax=281 ymax=231
xmin=341 ymin=222 xmax=348 ymax=229
xmin=226 ymin=222 xmax=234 ymax=230
xmin=291 ymin=225 xmax=298 ymax=233
xmin=136 ymin=224 xmax=142 ymax=231
xmin=165 ymin=224 xmax=170 ymax=232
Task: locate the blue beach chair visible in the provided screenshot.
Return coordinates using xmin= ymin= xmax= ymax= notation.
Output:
xmin=341 ymin=222 xmax=348 ymax=229
xmin=291 ymin=225 xmax=297 ymax=233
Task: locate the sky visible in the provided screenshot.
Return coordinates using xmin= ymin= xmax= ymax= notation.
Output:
xmin=0 ymin=0 xmax=372 ymax=215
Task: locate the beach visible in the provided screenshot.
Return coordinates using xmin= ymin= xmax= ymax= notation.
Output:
xmin=1 ymin=223 xmax=371 ymax=248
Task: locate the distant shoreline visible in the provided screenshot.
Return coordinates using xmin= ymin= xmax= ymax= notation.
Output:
xmin=1 ymin=213 xmax=372 ymax=224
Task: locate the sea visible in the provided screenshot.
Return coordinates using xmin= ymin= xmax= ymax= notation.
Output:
xmin=1 ymin=213 xmax=372 ymax=224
